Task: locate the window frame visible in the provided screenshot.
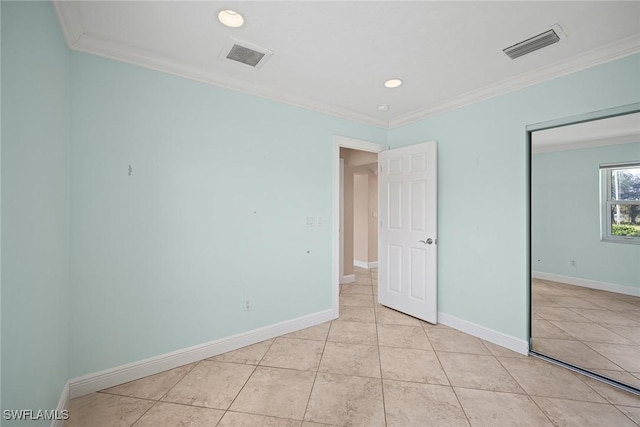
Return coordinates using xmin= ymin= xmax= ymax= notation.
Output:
xmin=600 ymin=161 xmax=640 ymax=245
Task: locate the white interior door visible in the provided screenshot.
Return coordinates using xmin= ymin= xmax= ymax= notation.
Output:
xmin=378 ymin=141 xmax=437 ymax=323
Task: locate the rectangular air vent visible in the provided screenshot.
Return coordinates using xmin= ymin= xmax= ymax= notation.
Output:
xmin=227 ymin=44 xmax=265 ymax=67
xmin=503 ymin=29 xmax=560 ymax=60
xmin=219 ymin=38 xmax=273 ymax=69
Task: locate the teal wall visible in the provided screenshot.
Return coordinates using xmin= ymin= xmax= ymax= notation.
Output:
xmin=387 ymin=53 xmax=640 ymax=339
xmin=68 ymin=53 xmax=386 ymax=376
xmin=1 ymin=2 xmax=70 ymax=425
xmin=1 ymin=0 xmax=640 ymax=415
xmin=532 ymin=143 xmax=640 ymax=288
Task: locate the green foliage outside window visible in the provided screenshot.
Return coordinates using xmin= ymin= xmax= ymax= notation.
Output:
xmin=612 ymin=223 xmax=640 ymax=237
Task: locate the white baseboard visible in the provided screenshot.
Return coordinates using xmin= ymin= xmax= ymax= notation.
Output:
xmin=532 ymin=271 xmax=640 ymax=297
xmin=340 ymin=274 xmax=355 ymax=284
xmin=353 ymin=260 xmax=368 ymax=269
xmin=438 ymin=312 xmax=529 ymax=355
xmin=51 ymin=381 xmax=69 ymax=427
xmin=69 ymin=309 xmax=334 ymax=399
xmin=353 ymin=260 xmax=378 ymax=269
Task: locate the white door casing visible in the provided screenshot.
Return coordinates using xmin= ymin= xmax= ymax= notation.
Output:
xmin=339 ymin=159 xmax=344 ymax=282
xmin=378 ymin=141 xmax=438 ymax=324
xmin=333 ymin=135 xmax=388 ymax=319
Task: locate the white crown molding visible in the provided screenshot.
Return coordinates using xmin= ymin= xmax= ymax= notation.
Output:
xmin=51 ymin=2 xmax=388 ymax=130
xmin=52 ymin=1 xmax=83 ymax=46
xmin=334 ymin=135 xmax=389 ymax=153
xmin=532 ymin=133 xmax=640 ymax=154
xmin=390 ymin=34 xmax=640 ymax=129
xmin=53 ymin=2 xmax=639 ymax=131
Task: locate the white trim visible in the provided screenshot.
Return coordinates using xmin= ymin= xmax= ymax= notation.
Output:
xmin=532 ymin=133 xmax=640 ymax=154
xmin=353 ymin=260 xmax=378 ymax=269
xmin=532 ymin=271 xmax=640 ymax=297
xmin=68 ymin=309 xmax=334 ymax=399
xmin=335 ymin=135 xmax=389 ymax=153
xmin=53 ymin=4 xmax=640 ymax=130
xmin=51 ymin=1 xmax=84 ymax=46
xmin=333 ymin=135 xmax=388 ymax=327
xmin=600 ymin=163 xmax=640 ymax=246
xmin=339 ymin=159 xmax=345 ymax=282
xmin=438 ymin=312 xmax=529 ymax=355
xmin=340 ymin=274 xmax=355 ymax=285
xmin=390 ymin=34 xmax=640 ymax=129
xmin=50 ymin=381 xmax=69 ymax=427
xmin=53 ymin=29 xmax=387 ymax=129
xmin=353 ymin=259 xmax=368 ymax=269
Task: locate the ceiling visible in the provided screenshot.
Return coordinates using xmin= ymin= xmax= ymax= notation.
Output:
xmin=533 ymin=112 xmax=640 ymax=153
xmin=53 ymin=1 xmax=640 ymax=129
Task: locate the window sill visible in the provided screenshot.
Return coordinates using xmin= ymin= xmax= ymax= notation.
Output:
xmin=601 ymin=237 xmax=640 ymax=245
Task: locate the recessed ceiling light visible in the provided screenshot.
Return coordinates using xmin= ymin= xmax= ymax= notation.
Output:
xmin=218 ymin=9 xmax=245 ymax=28
xmin=377 ymin=104 xmax=389 ymax=112
xmin=384 ymin=79 xmax=402 ymax=88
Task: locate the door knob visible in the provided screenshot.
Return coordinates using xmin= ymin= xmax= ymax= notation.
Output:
xmin=419 ymin=238 xmax=434 ymax=245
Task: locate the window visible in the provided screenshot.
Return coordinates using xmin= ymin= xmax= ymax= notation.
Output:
xmin=601 ymin=162 xmax=640 ymax=244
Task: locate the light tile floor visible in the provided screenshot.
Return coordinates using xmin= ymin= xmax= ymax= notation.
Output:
xmin=532 ymin=278 xmax=640 ymax=389
xmin=69 ymin=268 xmax=640 ymax=426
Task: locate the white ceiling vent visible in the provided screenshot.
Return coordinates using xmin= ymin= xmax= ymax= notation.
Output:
xmin=219 ymin=38 xmax=273 ymax=69
xmin=503 ymin=25 xmax=565 ymax=59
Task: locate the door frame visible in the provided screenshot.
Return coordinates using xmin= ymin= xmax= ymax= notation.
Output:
xmin=332 ymin=135 xmax=388 ymax=318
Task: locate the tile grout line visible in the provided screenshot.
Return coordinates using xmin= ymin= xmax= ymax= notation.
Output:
xmin=106 ymin=359 xmax=204 ymax=427
xmin=156 ymin=359 xmax=201 ymax=403
xmin=493 ymin=356 xmax=628 ymax=406
xmin=533 ymin=280 xmax=640 ymax=389
xmin=547 ymin=318 xmax=634 ymax=346
xmin=300 ymin=321 xmax=330 ymax=424
xmin=429 ymin=334 xmax=474 ymax=426
xmin=217 ymin=363 xmax=258 ymax=421
xmin=492 ymin=354 xmax=535 ymax=400
xmin=180 ymin=359 xmax=257 ymax=425
xmin=543 ymin=317 xmax=634 ymax=373
xmin=481 ymin=340 xmax=535 ymax=399
xmin=526 ymin=393 xmax=576 ymax=427
xmin=128 ymin=401 xmax=159 ymax=427
xmin=615 ymin=405 xmax=640 ymax=426
xmin=370 ymin=268 xmax=389 ymax=427
xmin=526 ymin=389 xmax=637 ymax=405
xmin=79 ymin=270 xmax=638 ymax=426
xmin=220 ymin=337 xmax=278 ymax=416
xmin=221 ymin=410 xmax=305 ymax=426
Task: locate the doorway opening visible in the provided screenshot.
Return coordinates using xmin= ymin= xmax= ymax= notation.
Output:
xmin=332 ymin=136 xmax=388 ymax=318
xmin=340 ymin=148 xmax=378 ymax=280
